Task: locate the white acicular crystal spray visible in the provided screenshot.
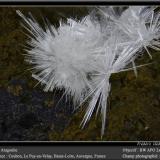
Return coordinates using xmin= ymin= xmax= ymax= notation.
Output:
xmin=17 ymin=6 xmax=160 ymax=137
xmin=16 ymin=10 xmax=103 ymax=105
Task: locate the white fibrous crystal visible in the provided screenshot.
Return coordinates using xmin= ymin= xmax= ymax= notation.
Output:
xmin=17 ymin=6 xmax=160 ymax=137
xmin=17 ymin=10 xmax=103 ymax=105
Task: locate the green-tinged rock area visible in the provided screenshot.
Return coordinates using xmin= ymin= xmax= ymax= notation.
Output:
xmin=0 ymin=7 xmax=160 ymax=141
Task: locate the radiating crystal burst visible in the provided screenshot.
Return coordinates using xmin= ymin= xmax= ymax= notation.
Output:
xmin=17 ymin=6 xmax=160 ymax=137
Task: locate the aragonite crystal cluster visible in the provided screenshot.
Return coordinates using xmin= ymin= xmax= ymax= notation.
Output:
xmin=17 ymin=6 xmax=160 ymax=136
